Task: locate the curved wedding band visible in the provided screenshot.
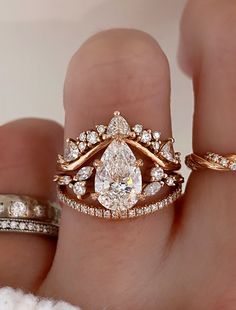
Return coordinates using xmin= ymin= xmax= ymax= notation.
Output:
xmin=55 ymin=111 xmax=184 ymax=219
xmin=185 ymin=152 xmax=236 ymax=172
xmin=0 ymin=194 xmax=60 ymax=237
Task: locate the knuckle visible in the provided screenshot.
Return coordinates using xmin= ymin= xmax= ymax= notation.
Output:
xmin=184 ymin=1 xmax=236 ymax=53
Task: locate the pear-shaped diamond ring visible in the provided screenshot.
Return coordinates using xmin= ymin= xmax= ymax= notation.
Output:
xmin=55 ymin=111 xmax=184 ymax=219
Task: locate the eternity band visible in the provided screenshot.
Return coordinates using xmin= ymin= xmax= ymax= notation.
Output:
xmin=0 ymin=218 xmax=58 ymax=237
xmin=185 ymin=153 xmax=236 ymax=172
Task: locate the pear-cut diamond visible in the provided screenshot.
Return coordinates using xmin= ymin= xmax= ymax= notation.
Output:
xmin=64 ymin=140 xmax=80 ymax=162
xmin=95 ymin=140 xmax=142 ymax=211
xmin=160 ymin=141 xmax=175 ymax=162
xmin=107 ymin=115 xmax=130 ymax=136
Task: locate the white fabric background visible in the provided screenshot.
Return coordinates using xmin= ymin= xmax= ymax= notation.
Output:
xmin=0 ymin=0 xmax=192 ymax=177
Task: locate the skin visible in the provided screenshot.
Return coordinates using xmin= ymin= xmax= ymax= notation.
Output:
xmin=0 ymin=1 xmax=236 ymax=309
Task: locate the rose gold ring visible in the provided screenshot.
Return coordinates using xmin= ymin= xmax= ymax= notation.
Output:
xmin=185 ymin=152 xmax=236 ymax=172
xmin=55 ymin=111 xmax=184 ymax=219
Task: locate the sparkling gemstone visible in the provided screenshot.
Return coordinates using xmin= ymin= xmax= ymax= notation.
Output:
xmin=152 ymin=131 xmax=161 ymax=140
xmin=58 ymin=175 xmax=72 ymax=185
xmin=144 ymin=182 xmax=162 ymax=196
xmin=76 ymin=166 xmax=94 ymax=181
xmin=133 ymin=124 xmax=143 ymax=134
xmin=10 ymin=221 xmax=17 ymax=229
xmin=95 ymin=140 xmax=142 ymax=211
xmin=152 ymin=141 xmax=160 ymax=152
xmin=28 ymin=223 xmax=34 ymax=230
xmin=140 ymin=130 xmax=152 ymax=143
xmin=212 ymin=154 xmax=220 ymax=162
xmin=9 ymin=201 xmax=27 ymax=217
xmin=87 ymin=131 xmax=99 ymax=144
xmin=34 ymin=205 xmax=45 ymax=217
xmin=64 ymin=140 xmax=80 ymax=162
xmin=19 ymin=222 xmax=26 ymax=230
xmin=107 ymin=115 xmax=130 ymax=136
xmin=230 ymin=162 xmax=236 ymax=170
xmin=220 ymin=158 xmax=229 ymax=167
xmin=160 ymin=141 xmax=175 ymax=162
xmin=151 ymin=166 xmax=164 ymax=181
xmin=73 ymin=182 xmax=86 ymax=196
xmin=79 ymin=132 xmax=87 ymax=142
xmin=78 ymin=142 xmax=87 ymax=152
xmin=166 ymin=176 xmax=175 ymax=186
xmin=96 ymin=125 xmax=106 ymax=135
xmin=2 ymin=221 xmax=8 ymax=229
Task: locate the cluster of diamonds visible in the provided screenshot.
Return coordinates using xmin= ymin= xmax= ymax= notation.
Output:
xmin=205 ymin=153 xmax=236 ymax=171
xmin=59 ymin=118 xmax=180 ymax=165
xmin=56 ymin=112 xmax=183 ymax=215
xmin=0 ymin=218 xmax=58 ymax=237
xmin=143 ymin=166 xmax=181 ymax=197
xmin=55 ymin=166 xmax=94 ymax=199
xmin=57 ymin=185 xmax=182 ymax=219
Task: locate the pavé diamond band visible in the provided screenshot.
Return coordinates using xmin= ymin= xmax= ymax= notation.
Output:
xmin=55 ymin=111 xmax=184 ymax=219
xmin=0 ymin=194 xmax=60 ymax=237
xmin=185 ymin=153 xmax=236 ymax=172
xmin=57 ymin=184 xmax=182 ymax=219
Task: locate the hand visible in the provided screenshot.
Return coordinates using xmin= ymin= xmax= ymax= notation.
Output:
xmin=1 ymin=1 xmax=236 ymax=309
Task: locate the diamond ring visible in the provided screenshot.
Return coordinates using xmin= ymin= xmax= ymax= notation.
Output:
xmin=55 ymin=111 xmax=184 ymax=219
xmin=186 ymin=153 xmax=236 ymax=172
xmin=0 ymin=194 xmax=60 ymax=237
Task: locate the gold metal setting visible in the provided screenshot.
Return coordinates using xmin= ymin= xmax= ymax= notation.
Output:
xmin=186 ymin=152 xmax=236 ymax=172
xmin=55 ymin=111 xmax=183 ymax=219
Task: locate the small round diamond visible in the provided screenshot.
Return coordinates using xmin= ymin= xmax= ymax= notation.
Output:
xmin=151 ymin=167 xmax=164 ymax=181
xmin=220 ymin=158 xmax=229 ymax=167
xmin=9 ymin=201 xmax=27 ymax=217
xmin=152 ymin=131 xmax=161 ymax=140
xmin=58 ymin=175 xmax=72 ymax=185
xmin=2 ymin=221 xmax=8 ymax=229
xmin=87 ymin=131 xmax=99 ymax=144
xmin=229 ymin=162 xmax=236 ymax=171
xmin=166 ymin=176 xmax=175 ymax=186
xmin=34 ymin=205 xmax=45 ymax=217
xmin=10 ymin=221 xmax=17 ymax=229
xmin=96 ymin=125 xmax=106 ymax=135
xmin=133 ymin=124 xmax=143 ymax=134
xmin=79 ymin=132 xmax=87 ymax=142
xmin=73 ymin=182 xmax=86 ymax=196
xmin=28 ymin=223 xmax=34 ymax=230
xmin=140 ymin=130 xmax=152 ymax=143
xmin=19 ymin=222 xmax=26 ymax=230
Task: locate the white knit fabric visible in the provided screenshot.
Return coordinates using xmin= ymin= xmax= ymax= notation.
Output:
xmin=0 ymin=287 xmax=81 ymax=310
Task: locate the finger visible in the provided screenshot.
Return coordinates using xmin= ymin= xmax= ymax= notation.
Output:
xmin=41 ymin=29 xmax=175 ymax=308
xmin=0 ymin=118 xmax=63 ymax=291
xmin=179 ymin=0 xmax=236 ymax=153
xmin=175 ymin=2 xmax=236 ymax=306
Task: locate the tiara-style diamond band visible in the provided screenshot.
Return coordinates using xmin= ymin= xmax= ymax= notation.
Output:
xmin=55 ymin=111 xmax=183 ymax=218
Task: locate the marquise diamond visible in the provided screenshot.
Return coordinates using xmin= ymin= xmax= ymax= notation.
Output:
xmin=95 ymin=140 xmax=142 ymax=211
